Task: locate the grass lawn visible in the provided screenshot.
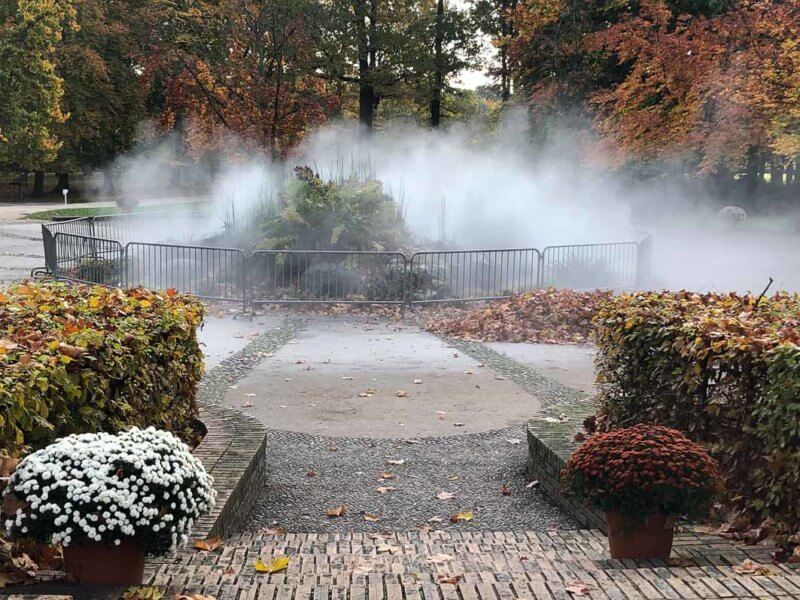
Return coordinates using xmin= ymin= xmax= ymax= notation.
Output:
xmin=25 ymin=200 xmax=209 ymax=221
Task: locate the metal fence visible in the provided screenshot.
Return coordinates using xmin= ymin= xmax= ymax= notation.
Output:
xmin=41 ymin=216 xmax=650 ymax=309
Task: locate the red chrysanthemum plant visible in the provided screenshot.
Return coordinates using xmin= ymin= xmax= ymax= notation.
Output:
xmin=561 ymin=424 xmax=722 ymax=524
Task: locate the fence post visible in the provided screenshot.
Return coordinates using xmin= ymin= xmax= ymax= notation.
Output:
xmin=635 ymin=234 xmax=653 ymax=289
xmin=243 ymin=252 xmax=250 ymax=313
xmin=536 ymin=250 xmax=545 ymax=289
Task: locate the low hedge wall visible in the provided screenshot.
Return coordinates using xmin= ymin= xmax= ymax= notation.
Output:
xmin=594 ymin=291 xmax=800 ymax=536
xmin=0 ymin=282 xmax=204 ymax=457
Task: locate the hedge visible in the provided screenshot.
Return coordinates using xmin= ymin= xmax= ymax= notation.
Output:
xmin=594 ymin=291 xmax=800 ymax=535
xmin=0 ymin=282 xmax=204 ymax=458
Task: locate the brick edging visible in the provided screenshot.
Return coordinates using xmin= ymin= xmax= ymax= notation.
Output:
xmin=191 ymin=403 xmax=267 ymax=539
xmin=526 ymin=394 xmax=608 ymax=531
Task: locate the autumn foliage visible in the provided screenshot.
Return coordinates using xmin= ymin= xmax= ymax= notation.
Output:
xmin=425 ymin=288 xmax=610 ymax=343
xmin=562 ymin=424 xmax=721 ymax=522
xmin=594 ymin=290 xmax=800 ymax=537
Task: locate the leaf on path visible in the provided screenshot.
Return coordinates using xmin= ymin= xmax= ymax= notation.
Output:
xmin=732 ymin=559 xmax=773 ymax=576
xmin=386 ymin=458 xmax=405 ymax=465
xmin=121 ymin=587 xmax=165 ymax=600
xmin=436 ymin=491 xmax=456 ymax=500
xmin=463 ymin=370 xmax=474 ymax=375
xmin=405 ymin=438 xmax=420 ymax=445
xmin=259 ymin=527 xmax=287 ymax=535
xmin=376 ymin=486 xmax=396 ymax=494
xmin=453 ymin=422 xmax=465 ymax=427
xmin=426 ymin=553 xmax=454 ymax=563
xmin=428 ymin=516 xmax=443 ymax=523
xmin=245 ymin=393 xmax=257 ymax=397
xmin=506 ymin=438 xmax=521 ymax=445
xmin=666 ymin=557 xmax=694 ymax=567
xmin=500 ymin=485 xmax=511 ymax=496
xmin=565 ymin=580 xmax=593 ymax=596
xmin=380 ymin=471 xmax=396 ymax=480
xmin=494 ymin=375 xmax=506 ymax=380
xmin=395 ymin=390 xmax=408 ymax=397
xmin=241 ymin=402 xmax=253 ymax=408
xmin=306 ymin=469 xmax=317 ymax=477
xmin=364 ymin=514 xmax=381 ymax=522
xmin=326 ymin=505 xmax=347 ymax=517
xmin=193 ymin=537 xmax=223 ymax=552
xmin=449 ymin=511 xmax=474 ymax=523
xmin=413 ymin=378 xmax=423 ymax=384
xmin=448 ymin=474 xmax=459 ymax=481
xmin=329 ymin=443 xmax=338 ymax=452
xmin=342 ymin=376 xmax=354 ymax=380
xmin=254 ymin=556 xmax=290 ymax=573
xmin=526 ymin=480 xmax=540 ymax=489
xmin=438 ymin=575 xmax=464 ymax=584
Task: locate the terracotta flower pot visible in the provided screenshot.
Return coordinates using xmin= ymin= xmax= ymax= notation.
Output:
xmin=606 ymin=511 xmax=674 ymax=560
xmin=63 ymin=540 xmax=145 ymax=585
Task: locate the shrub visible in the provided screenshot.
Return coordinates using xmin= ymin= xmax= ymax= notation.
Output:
xmin=594 ymin=290 xmax=800 ymax=533
xmin=561 ymin=424 xmax=721 ymax=522
xmin=3 ymin=428 xmax=215 ymax=556
xmin=0 ymin=282 xmax=204 ymax=458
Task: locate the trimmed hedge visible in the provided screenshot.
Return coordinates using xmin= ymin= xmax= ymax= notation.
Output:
xmin=0 ymin=282 xmax=204 ymax=458
xmin=594 ymin=291 xmax=800 ymax=535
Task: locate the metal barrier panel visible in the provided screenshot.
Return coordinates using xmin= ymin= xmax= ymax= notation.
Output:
xmin=52 ymin=233 xmax=124 ymax=286
xmin=43 ymin=216 xmax=95 ymax=238
xmin=125 ymin=242 xmax=247 ymax=302
xmin=540 ymin=242 xmax=638 ymax=290
xmin=408 ymin=249 xmax=541 ymax=303
xmin=249 ymin=251 xmax=407 ymax=304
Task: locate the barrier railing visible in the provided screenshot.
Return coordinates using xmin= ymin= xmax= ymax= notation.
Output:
xmin=42 ymin=216 xmax=649 ymax=308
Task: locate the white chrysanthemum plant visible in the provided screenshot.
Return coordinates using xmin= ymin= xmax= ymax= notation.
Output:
xmin=3 ymin=427 xmax=215 ymax=556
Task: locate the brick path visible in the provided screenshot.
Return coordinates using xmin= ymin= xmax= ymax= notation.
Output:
xmin=141 ymin=529 xmax=800 ymax=600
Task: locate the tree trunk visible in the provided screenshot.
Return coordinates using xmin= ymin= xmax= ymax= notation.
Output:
xmin=51 ymin=172 xmax=69 ymax=194
xmin=354 ymin=0 xmax=375 ymax=130
xmin=744 ymin=147 xmax=760 ymax=194
xmin=31 ymin=170 xmax=45 ymax=196
xmin=429 ymin=0 xmax=445 ymax=127
xmin=269 ymin=56 xmax=283 ymax=160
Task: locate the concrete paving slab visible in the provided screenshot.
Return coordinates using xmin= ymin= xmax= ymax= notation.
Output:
xmin=225 ymin=317 xmax=542 ymax=438
xmin=198 ymin=314 xmax=283 ymax=369
xmin=486 ymin=342 xmax=597 ymax=394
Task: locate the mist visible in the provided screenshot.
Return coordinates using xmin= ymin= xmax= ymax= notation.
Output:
xmin=99 ymin=116 xmax=800 ymax=294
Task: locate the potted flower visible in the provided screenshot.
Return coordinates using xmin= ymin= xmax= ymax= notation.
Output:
xmin=3 ymin=427 xmax=215 ymax=585
xmin=561 ymin=424 xmax=721 ymax=560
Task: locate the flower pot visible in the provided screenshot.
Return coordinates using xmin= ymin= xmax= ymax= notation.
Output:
xmin=606 ymin=511 xmax=674 ymax=560
xmin=63 ymin=540 xmax=145 ymax=585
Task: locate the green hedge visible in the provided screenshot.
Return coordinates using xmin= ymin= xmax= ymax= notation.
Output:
xmin=594 ymin=291 xmax=800 ymax=535
xmin=0 ymin=282 xmax=204 ymax=458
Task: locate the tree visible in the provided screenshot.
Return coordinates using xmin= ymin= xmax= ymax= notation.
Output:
xmin=0 ymin=0 xmax=75 ymax=185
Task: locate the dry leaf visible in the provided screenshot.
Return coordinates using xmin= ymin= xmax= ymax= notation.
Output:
xmin=395 ymin=390 xmax=408 ymax=398
xmin=426 ymin=553 xmax=453 ymax=563
xmin=565 ymin=580 xmax=592 ymax=596
xmin=342 ymin=376 xmax=354 ymax=380
xmin=413 ymin=378 xmax=423 ymax=384
xmin=254 ymin=556 xmax=289 ymax=573
xmin=326 ymin=505 xmax=347 ymax=517
xmin=437 ymin=411 xmax=447 ymax=420
xmin=386 ymin=458 xmax=405 ymax=465
xmin=364 ymin=514 xmax=381 ymax=522
xmin=449 ymin=511 xmax=474 ymax=523
xmin=506 ymin=438 xmax=521 ymax=445
xmin=428 ymin=516 xmax=443 ymax=523
xmin=438 ymin=575 xmax=464 ymax=584
xmin=376 ymin=486 xmax=396 ymax=494
xmin=306 ymin=469 xmax=317 ymax=477
xmin=499 ymin=485 xmax=511 ymax=496
xmin=380 ymin=471 xmax=396 ymax=480
xmin=436 ymin=491 xmax=456 ymax=500
xmin=525 ymin=480 xmax=540 ymax=489
xmin=193 ymin=537 xmax=223 ymax=552
xmin=732 ymin=559 xmax=774 ymax=576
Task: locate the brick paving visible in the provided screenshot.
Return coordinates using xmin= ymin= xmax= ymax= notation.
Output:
xmin=138 ymin=529 xmax=800 ymax=600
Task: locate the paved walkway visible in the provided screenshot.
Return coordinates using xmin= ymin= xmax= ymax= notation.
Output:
xmin=0 ymin=221 xmax=44 ymax=283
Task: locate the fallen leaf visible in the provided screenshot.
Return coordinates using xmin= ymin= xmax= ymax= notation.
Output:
xmin=254 ymin=556 xmax=290 ymax=573
xmin=376 ymin=486 xmax=396 ymax=494
xmin=436 ymin=491 xmax=456 ymax=500
xmin=438 ymin=575 xmax=464 ymax=584
xmin=193 ymin=537 xmax=223 ymax=552
xmin=449 ymin=511 xmax=474 ymax=523
xmin=565 ymin=580 xmax=592 ymax=596
xmin=342 ymin=376 xmax=354 ymax=380
xmin=463 ymin=370 xmax=474 ymax=375
xmin=326 ymin=505 xmax=347 ymax=517
xmin=405 ymin=438 xmax=420 ymax=445
xmin=241 ymin=402 xmax=254 ymax=408
xmin=733 ymin=559 xmax=773 ymax=576
xmin=428 ymin=516 xmax=443 ymax=523
xmin=526 ymin=480 xmax=540 ymax=489
xmin=380 ymin=472 xmax=396 ymax=480
xmin=364 ymin=514 xmax=381 ymax=522
xmin=395 ymin=390 xmax=408 ymax=398
xmin=386 ymin=458 xmax=405 ymax=465
xmin=426 ymin=553 xmax=453 ymax=563
xmin=573 ymin=432 xmax=586 ymax=442
xmin=306 ymin=469 xmax=317 ymax=477
xmin=245 ymin=393 xmax=257 ymax=397
xmin=437 ymin=411 xmax=447 ymax=420
xmin=494 ymin=375 xmax=506 ymax=380
xmin=413 ymin=378 xmax=423 ymax=384
xmin=506 ymin=438 xmax=521 ymax=445
xmin=666 ymin=557 xmax=694 ymax=567
xmin=448 ymin=474 xmax=459 ymax=481
xmin=500 ymin=485 xmax=511 ymax=496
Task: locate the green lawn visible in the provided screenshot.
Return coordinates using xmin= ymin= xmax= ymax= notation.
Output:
xmin=25 ymin=200 xmax=209 ymax=221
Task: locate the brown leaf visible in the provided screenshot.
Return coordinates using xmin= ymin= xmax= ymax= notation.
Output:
xmin=449 ymin=511 xmax=474 ymax=523
xmin=565 ymin=580 xmax=592 ymax=596
xmin=395 ymin=390 xmax=408 ymax=398
xmin=499 ymin=485 xmax=511 ymax=496
xmin=306 ymin=469 xmax=317 ymax=477
xmin=364 ymin=514 xmax=381 ymax=522
xmin=438 ymin=575 xmax=464 ymax=584
xmin=732 ymin=559 xmax=774 ymax=576
xmin=193 ymin=537 xmax=223 ymax=552
xmin=58 ymin=342 xmax=86 ymax=358
xmin=376 ymin=487 xmax=396 ymax=494
xmin=326 ymin=505 xmax=347 ymax=517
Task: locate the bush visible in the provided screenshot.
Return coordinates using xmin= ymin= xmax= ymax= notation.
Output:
xmin=0 ymin=282 xmax=204 ymax=458
xmin=561 ymin=424 xmax=721 ymax=522
xmin=594 ymin=290 xmax=800 ymax=533
xmin=3 ymin=428 xmax=215 ymax=556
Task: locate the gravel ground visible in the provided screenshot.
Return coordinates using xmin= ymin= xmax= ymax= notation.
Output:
xmin=246 ymin=427 xmax=577 ymax=532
